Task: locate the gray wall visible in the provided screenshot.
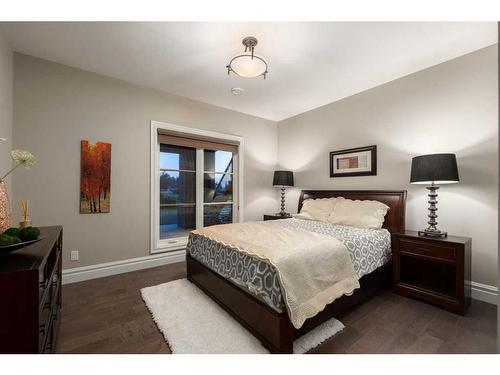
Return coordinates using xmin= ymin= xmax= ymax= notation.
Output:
xmin=0 ymin=33 xmax=13 ymax=189
xmin=12 ymin=53 xmax=278 ymax=269
xmin=10 ymin=45 xmax=499 ymax=289
xmin=278 ymin=45 xmax=498 ymax=287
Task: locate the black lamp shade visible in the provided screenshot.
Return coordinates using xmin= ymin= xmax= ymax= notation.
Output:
xmin=273 ymin=170 xmax=294 ymax=187
xmin=410 ymin=153 xmax=459 ymax=184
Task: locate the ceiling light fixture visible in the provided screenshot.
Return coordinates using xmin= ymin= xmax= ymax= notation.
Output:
xmin=226 ymin=36 xmax=268 ymax=79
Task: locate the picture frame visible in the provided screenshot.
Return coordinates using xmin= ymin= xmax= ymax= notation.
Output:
xmin=330 ymin=145 xmax=377 ymax=177
xmin=80 ymin=140 xmax=112 ymax=213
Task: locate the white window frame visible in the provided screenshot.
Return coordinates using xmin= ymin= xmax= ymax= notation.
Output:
xmin=150 ymin=120 xmax=244 ymax=254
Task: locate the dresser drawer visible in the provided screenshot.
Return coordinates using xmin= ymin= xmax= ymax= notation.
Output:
xmin=398 ymin=239 xmax=455 ymax=262
xmin=38 ymin=306 xmax=51 ymax=352
xmin=51 ymin=270 xmax=60 ymax=307
xmin=44 ymin=308 xmax=60 ymax=353
xmin=39 ymin=248 xmax=60 ymax=303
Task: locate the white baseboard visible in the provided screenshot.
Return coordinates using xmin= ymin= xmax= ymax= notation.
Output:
xmin=469 ymin=281 xmax=498 ymax=305
xmin=62 ymin=250 xmax=186 ymax=285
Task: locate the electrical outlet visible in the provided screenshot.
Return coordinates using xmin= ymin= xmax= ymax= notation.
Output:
xmin=70 ymin=250 xmax=79 ymax=261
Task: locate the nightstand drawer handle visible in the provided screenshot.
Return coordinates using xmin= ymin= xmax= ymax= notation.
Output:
xmin=417 ymin=247 xmax=431 ymax=252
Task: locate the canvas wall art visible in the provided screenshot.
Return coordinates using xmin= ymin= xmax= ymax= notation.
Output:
xmin=330 ymin=145 xmax=377 ymax=177
xmin=80 ymin=140 xmax=111 ymax=213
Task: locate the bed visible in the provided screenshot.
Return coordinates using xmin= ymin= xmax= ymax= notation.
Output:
xmin=186 ymin=190 xmax=407 ymax=353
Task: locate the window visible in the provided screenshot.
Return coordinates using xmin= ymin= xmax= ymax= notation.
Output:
xmin=159 ymin=144 xmax=196 ymax=239
xmin=151 ymin=121 xmax=243 ymax=253
xmin=203 ymin=150 xmax=234 ymax=227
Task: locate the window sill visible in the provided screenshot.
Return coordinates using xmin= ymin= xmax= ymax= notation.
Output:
xmin=152 ymin=237 xmax=188 ymax=254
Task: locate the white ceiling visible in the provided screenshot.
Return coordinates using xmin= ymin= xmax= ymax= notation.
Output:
xmin=1 ymin=22 xmax=497 ymax=121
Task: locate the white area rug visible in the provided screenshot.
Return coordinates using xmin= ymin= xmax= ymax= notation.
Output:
xmin=141 ymin=278 xmax=344 ymax=354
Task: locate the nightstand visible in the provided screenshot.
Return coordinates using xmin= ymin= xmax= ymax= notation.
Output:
xmin=263 ymin=214 xmax=292 ymax=221
xmin=392 ymin=231 xmax=471 ymax=315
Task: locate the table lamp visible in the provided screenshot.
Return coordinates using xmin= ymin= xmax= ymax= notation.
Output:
xmin=273 ymin=170 xmax=294 ymax=217
xmin=410 ymin=153 xmax=459 ymax=238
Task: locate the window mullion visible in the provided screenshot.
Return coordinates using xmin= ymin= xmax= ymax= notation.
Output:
xmin=195 ymin=148 xmax=204 ymax=229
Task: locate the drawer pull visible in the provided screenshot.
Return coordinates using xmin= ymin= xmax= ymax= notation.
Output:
xmin=417 ymin=247 xmax=431 ymax=252
xmin=39 ymin=324 xmax=46 ymax=335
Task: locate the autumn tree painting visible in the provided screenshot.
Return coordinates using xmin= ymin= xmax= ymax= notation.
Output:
xmin=80 ymin=140 xmax=111 ymax=213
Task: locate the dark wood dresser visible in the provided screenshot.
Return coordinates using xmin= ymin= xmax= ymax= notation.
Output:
xmin=392 ymin=230 xmax=471 ymax=315
xmin=0 ymin=226 xmax=62 ymax=353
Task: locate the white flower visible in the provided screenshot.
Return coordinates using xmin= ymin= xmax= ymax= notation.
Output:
xmin=11 ymin=149 xmax=37 ymax=170
xmin=0 ymin=149 xmax=36 ymax=181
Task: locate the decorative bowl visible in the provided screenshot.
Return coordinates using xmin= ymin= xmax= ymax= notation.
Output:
xmin=0 ymin=237 xmax=43 ymax=256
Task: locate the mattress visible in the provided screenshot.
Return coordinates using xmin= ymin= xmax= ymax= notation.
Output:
xmin=186 ymin=218 xmax=391 ymax=313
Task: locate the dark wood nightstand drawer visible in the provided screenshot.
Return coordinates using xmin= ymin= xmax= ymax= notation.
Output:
xmin=399 ymin=239 xmax=456 ymax=262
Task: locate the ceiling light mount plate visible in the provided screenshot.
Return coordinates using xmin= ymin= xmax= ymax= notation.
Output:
xmin=242 ymin=36 xmax=258 ymax=52
xmin=226 ymin=36 xmax=268 ymax=79
xmin=231 ymin=87 xmax=244 ymax=96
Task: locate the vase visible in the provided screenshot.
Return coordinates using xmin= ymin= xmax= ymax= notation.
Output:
xmin=0 ymin=180 xmax=13 ymax=233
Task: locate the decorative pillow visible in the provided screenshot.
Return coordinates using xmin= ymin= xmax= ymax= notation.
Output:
xmin=293 ymin=198 xmax=338 ymax=222
xmin=292 ymin=212 xmax=316 ymax=221
xmin=327 ymin=197 xmax=390 ymax=229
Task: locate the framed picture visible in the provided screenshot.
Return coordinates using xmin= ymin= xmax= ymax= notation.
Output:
xmin=330 ymin=145 xmax=377 ymax=177
xmin=80 ymin=140 xmax=112 ymax=213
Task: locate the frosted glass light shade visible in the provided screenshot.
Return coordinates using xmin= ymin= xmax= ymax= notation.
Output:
xmin=228 ymin=54 xmax=268 ymax=78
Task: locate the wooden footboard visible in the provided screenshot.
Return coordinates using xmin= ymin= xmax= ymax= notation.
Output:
xmin=187 ymin=254 xmax=294 ymax=353
xmin=187 ymin=254 xmax=392 ymax=353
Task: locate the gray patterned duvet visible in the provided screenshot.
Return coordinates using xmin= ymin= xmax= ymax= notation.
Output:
xmin=187 ymin=218 xmax=391 ymax=313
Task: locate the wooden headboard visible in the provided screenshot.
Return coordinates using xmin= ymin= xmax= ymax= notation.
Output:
xmin=298 ymin=190 xmax=407 ymax=234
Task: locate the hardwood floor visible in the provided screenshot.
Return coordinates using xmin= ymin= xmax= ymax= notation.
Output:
xmin=56 ymin=262 xmax=497 ymax=354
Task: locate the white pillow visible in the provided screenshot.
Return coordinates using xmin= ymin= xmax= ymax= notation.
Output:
xmin=292 ymin=212 xmax=315 ymax=220
xmin=293 ymin=198 xmax=338 ymax=222
xmin=327 ymin=197 xmax=390 ymax=229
